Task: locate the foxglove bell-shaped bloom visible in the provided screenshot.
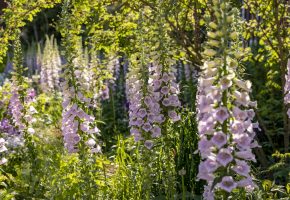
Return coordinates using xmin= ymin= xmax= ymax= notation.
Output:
xmin=197 ymin=161 xmax=215 ymax=182
xmin=204 ymin=156 xmax=220 ymax=173
xmin=40 ymin=35 xmax=61 ymax=92
xmin=151 ymin=126 xmax=161 ymax=138
xmin=142 ymin=122 xmax=152 ymax=132
xmin=197 ymin=0 xmax=258 ymax=197
xmin=214 ymin=107 xmax=229 ymax=123
xmin=9 ymin=90 xmax=24 ymax=131
xmin=218 ymin=176 xmax=237 ymax=193
xmin=168 ymin=110 xmax=181 ymax=122
xmin=61 ymin=89 xmax=100 ymax=153
xmin=127 ymin=64 xmax=145 ymax=142
xmin=0 ymin=138 xmax=8 ymax=153
xmin=220 ymin=76 xmax=233 ymax=90
xmin=232 ymin=159 xmax=250 ymax=177
xmin=211 ymin=131 xmax=227 ymax=148
xmin=127 ymin=63 xmax=181 ymax=148
xmin=203 ymin=184 xmax=214 ymax=200
xmin=61 ymin=59 xmax=101 ymax=154
xmin=216 ymin=148 xmax=233 ymax=166
xmin=237 ymin=177 xmax=256 ymax=192
xmin=0 ymin=157 xmax=8 ymax=165
xmin=3 ymin=83 xmax=38 ymax=165
xmin=144 ymin=140 xmax=154 ymax=150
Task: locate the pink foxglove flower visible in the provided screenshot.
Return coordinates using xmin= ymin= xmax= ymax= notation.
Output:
xmin=61 ymin=85 xmax=100 ymax=153
xmin=151 ymin=126 xmax=161 ymax=138
xmin=216 ymin=148 xmax=233 ymax=167
xmin=197 ymin=0 xmax=258 ymax=197
xmin=211 ymin=131 xmax=227 ymax=148
xmin=237 ymin=178 xmax=256 ymax=192
xmin=40 ymin=35 xmax=61 ymax=92
xmin=232 ymin=159 xmax=250 ymax=177
xmin=214 ymin=107 xmax=229 ymax=123
xmin=61 ymin=49 xmax=101 ymax=154
xmin=218 ymin=176 xmax=237 ymax=193
xmin=203 ymin=184 xmax=214 ymax=200
xmin=0 ymin=138 xmax=8 ymax=153
xmin=127 ymin=63 xmax=181 ymax=148
xmin=197 ymin=161 xmax=215 ymax=182
xmin=142 ymin=122 xmax=152 ymax=132
xmin=144 ymin=140 xmax=154 ymax=150
xmin=204 ymin=156 xmax=220 ymax=173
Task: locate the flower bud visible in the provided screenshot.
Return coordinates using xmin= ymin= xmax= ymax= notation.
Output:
xmin=214 ymin=11 xmax=221 ymax=18
xmin=208 ymin=40 xmax=220 ymax=47
xmin=204 ymin=49 xmax=217 ymax=57
xmin=234 ymin=52 xmax=244 ymax=59
xmin=208 ymin=32 xmax=217 ymax=39
xmin=209 ymin=22 xmax=218 ymax=29
xmin=230 ymin=32 xmax=238 ymax=40
xmin=220 ymin=3 xmax=226 ymax=9
xmin=227 ymin=16 xmax=233 ymax=23
xmin=216 ymin=31 xmax=223 ymax=37
xmin=212 ymin=0 xmax=219 ymax=5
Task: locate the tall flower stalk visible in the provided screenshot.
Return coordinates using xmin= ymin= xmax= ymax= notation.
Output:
xmin=284 ymin=59 xmax=290 ymax=117
xmin=128 ymin=7 xmax=181 ymax=149
xmin=10 ymin=38 xmax=38 ymax=145
xmin=59 ymin=2 xmax=102 ymax=157
xmin=127 ymin=61 xmax=181 ymax=149
xmin=126 ymin=4 xmax=182 ymax=198
xmin=60 ymin=44 xmax=101 ymax=155
xmin=2 ymin=37 xmax=40 ymax=193
xmin=196 ymin=0 xmax=258 ymax=198
xmin=40 ymin=35 xmax=61 ymax=93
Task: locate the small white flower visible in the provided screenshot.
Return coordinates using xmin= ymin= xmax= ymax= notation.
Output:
xmin=27 ymin=128 xmax=35 ymax=134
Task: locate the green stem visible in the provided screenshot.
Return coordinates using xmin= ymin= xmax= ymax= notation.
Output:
xmin=221 ymin=0 xmax=229 ymax=135
xmin=182 ymin=175 xmax=186 ymax=200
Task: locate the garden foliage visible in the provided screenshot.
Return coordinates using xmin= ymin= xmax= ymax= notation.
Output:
xmin=0 ymin=0 xmax=289 ymax=199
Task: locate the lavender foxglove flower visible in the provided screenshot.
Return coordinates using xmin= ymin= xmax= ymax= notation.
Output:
xmin=218 ymin=176 xmax=237 ymax=193
xmin=61 ymin=48 xmax=101 ymax=154
xmin=61 ymin=83 xmax=100 ymax=153
xmin=216 ymin=148 xmax=233 ymax=167
xmin=127 ymin=61 xmax=181 ymax=148
xmin=0 ymin=157 xmax=8 ymax=165
xmin=0 ymin=138 xmax=8 ymax=153
xmin=151 ymin=126 xmax=161 ymax=138
xmin=211 ymin=131 xmax=227 ymax=148
xmin=1 ymin=82 xmax=38 ymax=164
xmin=147 ymin=65 xmax=181 ymax=124
xmin=126 ymin=63 xmax=145 ymax=141
xmin=232 ymin=159 xmax=250 ymax=177
xmin=203 ymin=184 xmax=214 ymax=200
xmin=196 ymin=0 xmax=258 ymax=197
xmin=9 ymin=87 xmax=25 ymax=131
xmin=144 ymin=140 xmax=154 ymax=150
xmin=40 ymin=35 xmax=61 ymax=92
xmin=108 ymin=56 xmax=121 ymax=88
xmin=0 ymin=118 xmax=24 ymax=150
